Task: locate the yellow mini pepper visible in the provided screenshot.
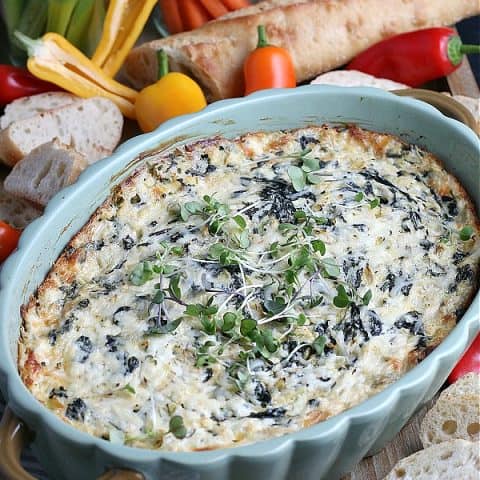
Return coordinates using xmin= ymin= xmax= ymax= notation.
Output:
xmin=15 ymin=31 xmax=138 ymax=119
xmin=92 ymin=0 xmax=158 ymax=77
xmin=135 ymin=50 xmax=207 ymax=133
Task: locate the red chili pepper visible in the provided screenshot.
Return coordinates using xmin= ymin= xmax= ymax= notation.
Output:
xmin=448 ymin=333 xmax=480 ymax=383
xmin=244 ymin=25 xmax=296 ymax=95
xmin=347 ymin=27 xmax=480 ymax=87
xmin=0 ymin=64 xmax=62 ymax=106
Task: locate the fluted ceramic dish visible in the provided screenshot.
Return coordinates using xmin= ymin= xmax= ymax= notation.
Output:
xmin=0 ymin=86 xmax=479 ymax=480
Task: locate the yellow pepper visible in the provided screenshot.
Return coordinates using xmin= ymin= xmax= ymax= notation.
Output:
xmin=135 ymin=50 xmax=207 ymax=133
xmin=14 ymin=31 xmax=138 ymax=119
xmin=92 ymin=0 xmax=158 ymax=77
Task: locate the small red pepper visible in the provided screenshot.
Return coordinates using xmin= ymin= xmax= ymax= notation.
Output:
xmin=347 ymin=27 xmax=480 ymax=87
xmin=0 ymin=64 xmax=62 ymax=106
xmin=448 ymin=333 xmax=480 ymax=383
xmin=244 ymin=25 xmax=296 ymax=95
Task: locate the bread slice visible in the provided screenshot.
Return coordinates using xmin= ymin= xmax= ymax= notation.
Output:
xmin=0 ymin=97 xmax=123 ymax=167
xmin=0 ymin=167 xmax=42 ymax=228
xmin=385 ymin=439 xmax=479 ymax=480
xmin=420 ymin=372 xmax=480 ymax=447
xmin=4 ymin=140 xmax=88 ymax=208
xmin=0 ymin=92 xmax=79 ymax=130
xmin=310 ymin=70 xmax=409 ymax=90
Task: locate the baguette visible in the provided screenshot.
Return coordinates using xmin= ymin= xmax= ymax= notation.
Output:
xmin=4 ymin=140 xmax=88 ymax=208
xmin=420 ymin=372 xmax=480 ymax=447
xmin=125 ymin=0 xmax=480 ymax=101
xmin=0 ymin=97 xmax=123 ymax=167
xmin=384 ymin=439 xmax=480 ymax=480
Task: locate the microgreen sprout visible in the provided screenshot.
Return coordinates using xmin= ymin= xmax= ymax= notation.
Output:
xmin=286 ymin=149 xmax=332 ymax=192
xmin=459 ymin=225 xmax=474 ymax=241
xmin=168 ymin=415 xmax=187 ymax=439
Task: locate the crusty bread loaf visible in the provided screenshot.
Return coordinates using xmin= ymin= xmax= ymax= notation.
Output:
xmin=0 ymin=97 xmax=123 ymax=167
xmin=310 ymin=70 xmax=409 ymax=90
xmin=0 ymin=168 xmax=42 ymax=228
xmin=125 ymin=0 xmax=480 ymax=101
xmin=4 ymin=140 xmax=88 ymax=208
xmin=420 ymin=373 xmax=480 ymax=447
xmin=384 ymin=439 xmax=479 ymax=480
xmin=0 ymin=92 xmax=79 ymax=130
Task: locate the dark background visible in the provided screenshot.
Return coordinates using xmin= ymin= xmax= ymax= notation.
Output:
xmin=457 ymin=16 xmax=480 ymax=84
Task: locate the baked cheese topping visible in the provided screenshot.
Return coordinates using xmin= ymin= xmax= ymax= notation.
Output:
xmin=19 ymin=126 xmax=479 ymax=451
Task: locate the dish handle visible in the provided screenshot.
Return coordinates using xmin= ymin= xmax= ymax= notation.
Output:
xmin=0 ymin=407 xmax=144 ymax=480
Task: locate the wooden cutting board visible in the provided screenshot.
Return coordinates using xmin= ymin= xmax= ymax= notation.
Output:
xmin=342 ymin=399 xmax=436 ymax=480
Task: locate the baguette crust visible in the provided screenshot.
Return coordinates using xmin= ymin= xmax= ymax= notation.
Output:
xmin=125 ymin=0 xmax=480 ymax=101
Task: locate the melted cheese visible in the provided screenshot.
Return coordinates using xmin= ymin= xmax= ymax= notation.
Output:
xmin=19 ymin=126 xmax=480 ymax=451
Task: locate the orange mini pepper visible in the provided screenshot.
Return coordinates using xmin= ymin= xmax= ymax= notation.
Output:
xmin=244 ymin=25 xmax=296 ymax=95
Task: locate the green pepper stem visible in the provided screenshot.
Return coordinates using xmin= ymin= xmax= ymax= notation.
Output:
xmin=13 ymin=30 xmax=40 ymax=56
xmin=157 ymin=50 xmax=169 ymax=79
xmin=257 ymin=25 xmax=269 ymax=48
xmin=459 ymin=44 xmax=480 ymax=55
xmin=448 ymin=36 xmax=480 ymax=66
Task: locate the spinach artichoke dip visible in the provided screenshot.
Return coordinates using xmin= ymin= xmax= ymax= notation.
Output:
xmin=19 ymin=125 xmax=479 ymax=451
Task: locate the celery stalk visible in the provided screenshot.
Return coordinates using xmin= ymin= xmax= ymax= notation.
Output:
xmin=10 ymin=0 xmax=48 ymax=62
xmin=65 ymin=0 xmax=95 ymax=54
xmin=46 ymin=0 xmax=79 ymax=36
xmin=83 ymin=0 xmax=106 ymax=57
xmin=2 ymin=0 xmax=26 ymax=38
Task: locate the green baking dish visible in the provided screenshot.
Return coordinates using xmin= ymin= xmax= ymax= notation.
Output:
xmin=0 ymin=86 xmax=479 ymax=480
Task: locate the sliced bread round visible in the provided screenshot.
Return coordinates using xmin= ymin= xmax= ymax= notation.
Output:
xmin=0 ymin=92 xmax=80 ymax=130
xmin=4 ymin=139 xmax=88 ymax=208
xmin=0 ymin=169 xmax=42 ymax=229
xmin=0 ymin=96 xmax=123 ymax=167
xmin=384 ymin=439 xmax=479 ymax=480
xmin=420 ymin=372 xmax=480 ymax=447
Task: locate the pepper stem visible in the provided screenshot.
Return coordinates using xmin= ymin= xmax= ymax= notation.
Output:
xmin=157 ymin=50 xmax=169 ymax=79
xmin=257 ymin=25 xmax=269 ymax=48
xmin=447 ymin=36 xmax=480 ymax=66
xmin=13 ymin=30 xmax=41 ymax=56
xmin=459 ymin=44 xmax=480 ymax=55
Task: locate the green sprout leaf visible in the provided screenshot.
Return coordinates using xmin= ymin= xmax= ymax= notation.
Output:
xmin=312 ymin=335 xmax=326 ymax=355
xmin=240 ymin=318 xmax=257 ymax=337
xmin=221 ymin=312 xmax=237 ymax=332
xmin=311 ymin=239 xmax=326 ymax=255
xmin=169 ymin=275 xmax=182 ymax=300
xmin=169 ymin=415 xmax=187 ymax=439
xmin=369 ymin=198 xmax=380 ymax=209
xmin=146 ymin=318 xmax=183 ymax=335
xmin=459 ymin=225 xmax=474 ymax=241
xmin=321 ymin=258 xmax=340 ymax=278
xmin=354 ymin=192 xmax=364 ymax=202
xmin=362 ymin=289 xmax=373 ymax=306
xmin=264 ymin=296 xmax=286 ymax=315
xmin=122 ymin=384 xmax=136 ymax=394
xmin=333 ymin=285 xmax=351 ymax=308
xmin=152 ymin=290 xmax=165 ymax=304
xmin=233 ymin=215 xmax=247 ymax=229
xmin=129 ymin=261 xmax=154 ymax=286
xmin=288 ymin=166 xmax=306 ymax=192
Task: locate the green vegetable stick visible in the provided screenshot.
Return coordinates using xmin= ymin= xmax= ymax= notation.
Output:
xmin=46 ymin=0 xmax=78 ymax=36
xmin=65 ymin=0 xmax=95 ymax=54
xmin=2 ymin=0 xmax=26 ymax=38
xmin=83 ymin=0 xmax=106 ymax=57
